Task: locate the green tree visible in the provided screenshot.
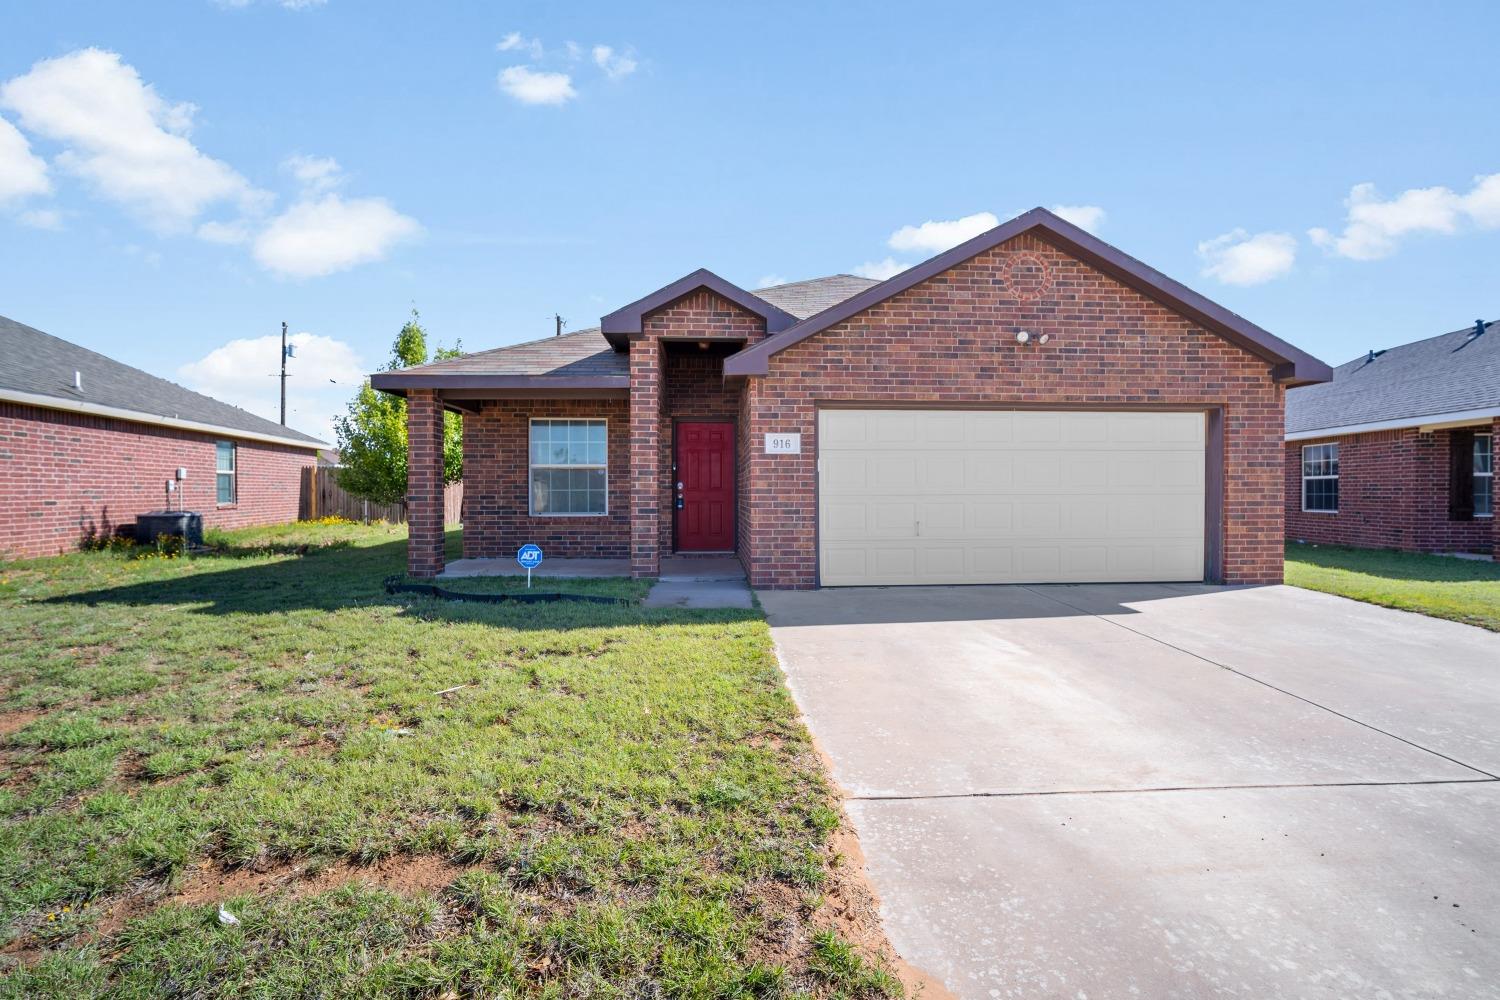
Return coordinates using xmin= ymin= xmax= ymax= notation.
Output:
xmin=334 ymin=311 xmax=462 ymax=505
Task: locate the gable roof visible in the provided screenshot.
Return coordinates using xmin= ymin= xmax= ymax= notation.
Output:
xmin=723 ymin=208 xmax=1332 ymax=386
xmin=0 ymin=314 xmax=326 ymax=449
xmin=753 ymin=274 xmax=880 ymax=318
xmin=369 ymin=327 xmax=627 ymax=393
xmin=599 ymin=268 xmax=799 ymax=348
xmin=1286 ymin=320 xmax=1499 ymax=437
xmin=369 ymin=275 xmax=876 ymax=394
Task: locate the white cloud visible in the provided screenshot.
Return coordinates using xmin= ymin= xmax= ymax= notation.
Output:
xmin=1197 ymin=229 xmax=1297 ymax=286
xmin=592 ymin=45 xmax=638 ymax=80
xmin=757 ymin=274 xmax=788 ymax=289
xmin=0 ymin=48 xmax=263 ymax=231
xmin=253 ymin=194 xmax=421 ymax=278
xmin=282 ymin=153 xmax=342 ymax=193
xmin=18 ymin=207 xmax=62 ymax=230
xmin=888 ymin=211 xmax=998 ymax=253
xmin=498 ymin=32 xmax=545 ymax=60
xmin=852 ymin=258 xmax=909 ymax=281
xmin=1308 ymin=174 xmax=1500 ymax=261
xmin=1051 ymin=204 xmax=1105 ymax=233
xmin=179 ymin=331 xmax=365 ymax=442
xmin=0 ymin=115 xmax=50 ymax=202
xmin=497 ymin=66 xmax=577 ymax=106
xmin=565 ymin=41 xmax=584 ymax=61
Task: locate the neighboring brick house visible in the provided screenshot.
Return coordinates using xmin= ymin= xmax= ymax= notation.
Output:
xmin=374 ymin=208 xmax=1330 ymax=588
xmin=1285 ymin=320 xmax=1498 ymax=556
xmin=0 ymin=316 xmax=325 ymax=560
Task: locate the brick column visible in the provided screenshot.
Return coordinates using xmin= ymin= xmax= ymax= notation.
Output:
xmin=406 ymin=389 xmax=446 ymax=578
xmin=629 ymin=338 xmax=661 ymax=578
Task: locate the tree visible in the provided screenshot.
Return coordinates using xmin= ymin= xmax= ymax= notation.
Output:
xmin=334 ymin=311 xmax=462 ymax=505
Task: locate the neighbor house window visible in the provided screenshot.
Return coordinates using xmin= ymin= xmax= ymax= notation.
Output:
xmin=216 ymin=441 xmax=236 ymax=504
xmin=1301 ymin=442 xmax=1338 ymax=512
xmin=529 ymin=419 xmax=607 ymax=515
xmin=1477 ymin=433 xmax=1494 ymax=517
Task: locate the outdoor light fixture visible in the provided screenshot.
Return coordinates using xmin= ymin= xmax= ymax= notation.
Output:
xmin=1015 ymin=330 xmax=1031 ymax=345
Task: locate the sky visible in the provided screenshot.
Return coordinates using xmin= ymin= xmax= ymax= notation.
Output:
xmin=2 ymin=1 xmax=1498 ymax=444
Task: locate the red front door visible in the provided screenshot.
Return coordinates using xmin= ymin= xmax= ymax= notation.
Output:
xmin=675 ymin=422 xmax=736 ymax=551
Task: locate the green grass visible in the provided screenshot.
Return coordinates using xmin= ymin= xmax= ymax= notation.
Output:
xmin=0 ymin=522 xmax=899 ymax=998
xmin=1285 ymin=542 xmax=1500 ymax=631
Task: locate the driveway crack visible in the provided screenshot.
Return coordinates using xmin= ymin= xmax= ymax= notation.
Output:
xmin=1017 ymin=585 xmax=1500 ymax=781
xmin=848 ymin=776 xmax=1499 ymax=802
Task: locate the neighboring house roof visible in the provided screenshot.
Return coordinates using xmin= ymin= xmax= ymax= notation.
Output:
xmin=1286 ymin=320 xmax=1499 ymax=438
xmin=725 ymin=208 xmax=1332 ymax=385
xmin=370 ymin=275 xmax=875 ymax=394
xmin=0 ymin=315 xmax=326 ymax=449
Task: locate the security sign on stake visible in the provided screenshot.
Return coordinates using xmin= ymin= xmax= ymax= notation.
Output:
xmin=516 ymin=544 xmax=543 ymax=587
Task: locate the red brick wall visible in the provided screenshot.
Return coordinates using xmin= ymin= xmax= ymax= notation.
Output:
xmin=0 ymin=401 xmax=317 ymax=560
xmin=741 ymin=232 xmax=1286 ymax=588
xmin=405 ymin=390 xmax=447 ymax=578
xmin=461 ymin=398 xmax=630 ymax=560
xmin=629 ymin=291 xmax=765 ymax=576
xmin=1284 ymin=419 xmax=1497 ymax=554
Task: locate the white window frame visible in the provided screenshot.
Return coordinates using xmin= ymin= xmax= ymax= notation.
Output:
xmin=1476 ymin=432 xmax=1494 ymax=518
xmin=528 ymin=417 xmax=608 ymax=517
xmin=1301 ymin=442 xmax=1339 ymax=513
xmin=215 ymin=440 xmax=236 ymax=506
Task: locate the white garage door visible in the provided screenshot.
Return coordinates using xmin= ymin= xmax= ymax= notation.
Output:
xmin=818 ymin=409 xmax=1205 ymax=586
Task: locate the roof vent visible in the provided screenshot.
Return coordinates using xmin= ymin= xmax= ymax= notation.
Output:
xmin=73 ymin=370 xmax=82 ymax=391
xmin=1365 ymin=349 xmax=1386 ymax=364
xmin=1472 ymin=319 xmax=1488 ymax=339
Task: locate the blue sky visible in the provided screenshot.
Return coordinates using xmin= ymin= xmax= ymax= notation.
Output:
xmin=2 ymin=0 xmax=1498 ymax=442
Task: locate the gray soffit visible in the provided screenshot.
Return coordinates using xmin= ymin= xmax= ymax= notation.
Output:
xmin=1286 ymin=320 xmax=1499 ymax=434
xmin=0 ymin=314 xmax=326 ymax=447
xmin=722 ymin=208 xmax=1333 ymax=386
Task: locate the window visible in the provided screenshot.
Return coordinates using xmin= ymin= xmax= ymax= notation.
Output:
xmin=1477 ymin=433 xmax=1494 ymax=518
xmin=215 ymin=441 xmax=236 ymax=504
xmin=1301 ymin=442 xmax=1338 ymax=512
xmin=529 ymin=419 xmax=607 ymax=515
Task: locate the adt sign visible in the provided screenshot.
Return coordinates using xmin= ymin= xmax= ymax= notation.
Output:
xmin=516 ymin=544 xmax=543 ymax=588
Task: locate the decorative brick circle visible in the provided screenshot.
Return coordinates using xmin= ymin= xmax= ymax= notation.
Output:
xmin=1002 ymin=252 xmax=1054 ymax=301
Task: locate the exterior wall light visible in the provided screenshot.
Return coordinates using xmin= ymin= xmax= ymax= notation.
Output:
xmin=1015 ymin=330 xmax=1031 ymax=345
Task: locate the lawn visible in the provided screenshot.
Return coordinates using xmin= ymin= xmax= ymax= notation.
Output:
xmin=1285 ymin=542 xmax=1500 ymax=631
xmin=0 ymin=521 xmax=902 ymax=998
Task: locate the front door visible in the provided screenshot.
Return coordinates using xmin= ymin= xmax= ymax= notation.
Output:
xmin=675 ymin=421 xmax=736 ymax=551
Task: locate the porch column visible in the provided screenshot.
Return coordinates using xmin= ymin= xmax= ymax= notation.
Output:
xmin=407 ymin=389 xmax=446 ymax=578
xmin=629 ymin=338 xmax=661 ymax=577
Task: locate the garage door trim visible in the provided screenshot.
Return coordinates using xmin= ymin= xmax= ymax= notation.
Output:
xmin=812 ymin=402 xmax=1225 ymax=586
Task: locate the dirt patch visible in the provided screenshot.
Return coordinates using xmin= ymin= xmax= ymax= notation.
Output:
xmin=0 ymin=708 xmax=44 ymax=738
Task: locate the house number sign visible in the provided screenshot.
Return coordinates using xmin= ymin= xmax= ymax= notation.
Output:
xmin=764 ymin=433 xmax=801 ymax=455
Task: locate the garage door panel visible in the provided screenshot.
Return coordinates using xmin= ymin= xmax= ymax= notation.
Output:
xmin=818 ymin=409 xmax=1206 ymax=586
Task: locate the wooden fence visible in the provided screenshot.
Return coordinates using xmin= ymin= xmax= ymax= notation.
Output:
xmin=300 ymin=467 xmax=463 ymax=524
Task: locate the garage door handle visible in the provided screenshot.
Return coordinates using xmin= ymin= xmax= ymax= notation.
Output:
xmin=915 ymin=520 xmax=921 ymax=537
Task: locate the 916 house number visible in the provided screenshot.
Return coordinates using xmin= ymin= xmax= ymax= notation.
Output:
xmin=764 ymin=433 xmax=801 ymax=455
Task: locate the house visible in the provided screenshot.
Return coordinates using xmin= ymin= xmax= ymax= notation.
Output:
xmin=0 ymin=315 xmax=326 ymax=559
xmin=1285 ymin=320 xmax=1497 ymax=555
xmin=373 ymin=208 xmax=1331 ymax=588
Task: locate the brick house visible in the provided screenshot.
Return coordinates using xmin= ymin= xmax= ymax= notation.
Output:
xmin=374 ymin=208 xmax=1330 ymax=588
xmin=0 ymin=315 xmax=325 ymax=559
xmin=1285 ymin=319 xmax=1497 ymax=555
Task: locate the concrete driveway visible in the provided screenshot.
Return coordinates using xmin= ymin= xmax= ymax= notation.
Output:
xmin=757 ymin=583 xmax=1500 ymax=1000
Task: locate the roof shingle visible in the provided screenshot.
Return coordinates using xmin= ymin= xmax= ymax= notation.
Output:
xmin=1286 ymin=320 xmax=1499 ymax=434
xmin=0 ymin=315 xmax=326 ymax=446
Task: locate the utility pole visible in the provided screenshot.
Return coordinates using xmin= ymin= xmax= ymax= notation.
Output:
xmin=279 ymin=321 xmax=293 ymax=425
xmin=555 ymin=313 xmax=565 ymax=337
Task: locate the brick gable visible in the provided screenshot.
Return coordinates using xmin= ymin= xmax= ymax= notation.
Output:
xmin=740 ymin=232 xmax=1285 ymax=587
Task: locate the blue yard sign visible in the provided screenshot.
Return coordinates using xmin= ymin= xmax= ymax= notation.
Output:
xmin=516 ymin=544 xmax=543 ymax=587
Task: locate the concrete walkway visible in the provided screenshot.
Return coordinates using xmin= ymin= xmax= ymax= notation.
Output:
xmin=759 ymin=582 xmax=1500 ymax=999
xmin=442 ymin=553 xmax=753 ymax=608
